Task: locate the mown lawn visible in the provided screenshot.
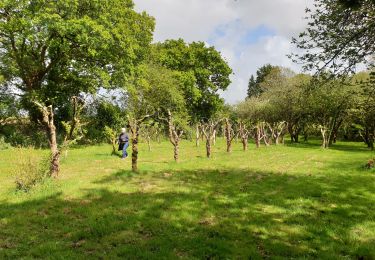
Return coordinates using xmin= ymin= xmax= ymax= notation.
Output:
xmin=0 ymin=139 xmax=374 ymax=259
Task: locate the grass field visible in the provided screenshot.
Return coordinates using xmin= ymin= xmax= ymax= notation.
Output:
xmin=0 ymin=139 xmax=374 ymax=259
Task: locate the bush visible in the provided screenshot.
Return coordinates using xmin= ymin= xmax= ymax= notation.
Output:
xmin=13 ymin=148 xmax=50 ymax=192
xmin=365 ymin=158 xmax=374 ymax=170
xmin=0 ymin=136 xmax=10 ymax=150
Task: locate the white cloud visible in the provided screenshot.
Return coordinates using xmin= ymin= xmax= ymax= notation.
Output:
xmin=133 ymin=0 xmax=312 ymax=104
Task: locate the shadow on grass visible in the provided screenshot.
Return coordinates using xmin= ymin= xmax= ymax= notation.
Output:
xmin=285 ymin=140 xmax=372 ymax=153
xmin=0 ymin=167 xmax=374 ymax=259
xmin=94 ymin=170 xmax=138 ymax=184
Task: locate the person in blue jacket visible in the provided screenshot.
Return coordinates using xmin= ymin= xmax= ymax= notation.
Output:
xmin=118 ymin=128 xmax=129 ymax=159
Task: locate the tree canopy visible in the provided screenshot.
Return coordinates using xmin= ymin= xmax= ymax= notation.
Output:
xmin=152 ymin=39 xmax=232 ymax=122
xmin=247 ymin=64 xmax=277 ymax=98
xmin=0 ymin=0 xmax=155 ymax=176
xmin=291 ymin=0 xmax=375 ymax=74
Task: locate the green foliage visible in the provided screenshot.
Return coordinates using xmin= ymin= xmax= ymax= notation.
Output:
xmin=103 ymin=126 xmax=117 ymax=143
xmin=0 ymin=0 xmax=155 ymax=95
xmin=0 ymin=121 xmax=48 ymax=148
xmin=291 ymin=0 xmax=375 ymax=74
xmin=247 ymin=64 xmax=277 ymax=98
xmin=0 ymin=136 xmax=10 ymax=150
xmin=85 ymin=101 xmax=125 ymax=143
xmin=12 ymin=148 xmax=50 ymax=192
xmin=0 ymin=0 xmax=154 ymax=158
xmin=349 ymin=71 xmax=375 ymax=148
xmin=127 ymin=63 xmax=188 ymax=121
xmin=235 ymin=97 xmax=268 ymax=123
xmin=152 ymin=39 xmax=232 ymax=122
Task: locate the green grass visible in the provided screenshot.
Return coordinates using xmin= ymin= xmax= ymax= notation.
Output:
xmin=0 ymin=139 xmax=374 ymax=259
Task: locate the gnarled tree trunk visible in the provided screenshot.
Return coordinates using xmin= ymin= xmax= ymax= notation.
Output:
xmin=320 ymin=125 xmax=329 ymax=149
xmin=255 ymin=124 xmax=261 ymax=148
xmin=35 ymin=103 xmax=60 ymax=178
xmin=224 ymin=118 xmax=236 ymax=152
xmin=167 ymin=110 xmax=183 ymax=162
xmin=239 ymin=122 xmax=250 ymax=151
xmin=206 ymin=138 xmax=212 ymax=158
xmin=195 ymin=124 xmax=200 ymax=147
xmin=274 ymin=121 xmax=287 ymax=145
xmin=202 ymin=120 xmax=222 ymax=158
xmin=129 ymin=119 xmax=139 ymax=172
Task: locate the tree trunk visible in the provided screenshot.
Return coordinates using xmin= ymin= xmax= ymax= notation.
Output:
xmin=36 ymin=103 xmax=60 ymax=178
xmin=289 ymin=124 xmax=300 ymax=143
xmin=238 ymin=122 xmax=249 ymax=151
xmin=255 ymin=126 xmax=260 ymax=148
xmin=47 ymin=121 xmax=60 ymax=178
xmin=206 ymin=138 xmax=211 ymax=158
xmin=111 ymin=138 xmax=117 ymax=155
xmin=261 ymin=124 xmax=270 ymax=147
xmin=201 ymin=120 xmax=222 ymax=158
xmin=225 ymin=118 xmax=232 ymax=152
xmin=329 ymin=119 xmax=342 ymax=146
xmin=167 ymin=110 xmax=183 ymax=162
xmin=146 ymin=135 xmax=151 ymax=151
xmin=275 ymin=133 xmax=280 ymax=145
xmin=169 ymin=132 xmax=181 ymax=162
xmin=320 ymin=126 xmax=329 ymax=149
xmin=195 ymin=124 xmax=200 ymax=147
xmin=174 ymin=142 xmax=179 ymax=162
xmin=242 ymin=138 xmax=248 ymax=151
xmin=304 ymin=133 xmax=308 ymax=142
xmin=130 ymin=121 xmax=139 ymax=172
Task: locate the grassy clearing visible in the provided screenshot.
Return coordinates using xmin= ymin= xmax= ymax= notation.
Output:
xmin=0 ymin=139 xmax=374 ymax=259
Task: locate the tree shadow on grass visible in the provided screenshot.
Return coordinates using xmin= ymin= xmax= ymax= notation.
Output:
xmin=94 ymin=169 xmax=139 ymax=184
xmin=0 ymin=167 xmax=374 ymax=259
xmin=285 ymin=140 xmax=372 ymax=153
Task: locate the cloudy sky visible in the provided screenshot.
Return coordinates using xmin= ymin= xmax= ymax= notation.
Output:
xmin=133 ymin=0 xmax=312 ymax=104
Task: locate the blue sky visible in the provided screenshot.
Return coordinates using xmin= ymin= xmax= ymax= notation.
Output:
xmin=209 ymin=22 xmax=276 ymax=58
xmin=240 ymin=25 xmax=275 ymax=45
xmin=134 ymin=0 xmax=310 ymax=104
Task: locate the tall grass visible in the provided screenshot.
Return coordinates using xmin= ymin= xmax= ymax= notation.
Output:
xmin=12 ymin=148 xmax=50 ymax=192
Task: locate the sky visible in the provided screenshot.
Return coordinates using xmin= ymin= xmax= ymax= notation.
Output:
xmin=133 ymin=0 xmax=312 ymax=104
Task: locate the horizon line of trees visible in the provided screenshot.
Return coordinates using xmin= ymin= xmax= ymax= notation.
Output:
xmin=244 ymin=65 xmax=374 ymax=150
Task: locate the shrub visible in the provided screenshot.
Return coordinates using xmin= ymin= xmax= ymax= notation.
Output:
xmin=0 ymin=136 xmax=10 ymax=150
xmin=365 ymin=158 xmax=374 ymax=170
xmin=13 ymin=148 xmax=50 ymax=192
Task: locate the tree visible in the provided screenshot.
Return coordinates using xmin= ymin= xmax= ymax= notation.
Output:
xmin=350 ymin=71 xmax=375 ymax=149
xmin=221 ymin=105 xmax=238 ymax=153
xmin=126 ymin=63 xmax=187 ymax=170
xmin=201 ymin=119 xmax=223 ymax=158
xmin=0 ymin=91 xmax=19 ymax=127
xmin=235 ymin=98 xmax=268 ymax=148
xmin=291 ymin=0 xmax=375 ymax=74
xmin=247 ymin=64 xmax=276 ymax=98
xmin=260 ymin=68 xmax=311 ymax=143
xmin=166 ymin=109 xmax=189 ymax=162
xmin=0 ymin=0 xmax=154 ymax=177
xmin=92 ymin=100 xmax=124 ymax=148
xmin=238 ymin=120 xmax=251 ymax=151
xmin=152 ymin=39 xmax=232 ymax=122
xmin=60 ymin=96 xmax=86 ymax=157
xmin=139 ymin=120 xmax=161 ymax=152
xmin=224 ymin=118 xmax=236 ymax=153
xmin=306 ymin=76 xmax=358 ymax=148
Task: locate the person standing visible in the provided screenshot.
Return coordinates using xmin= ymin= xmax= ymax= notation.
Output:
xmin=118 ymin=128 xmax=129 ymax=159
